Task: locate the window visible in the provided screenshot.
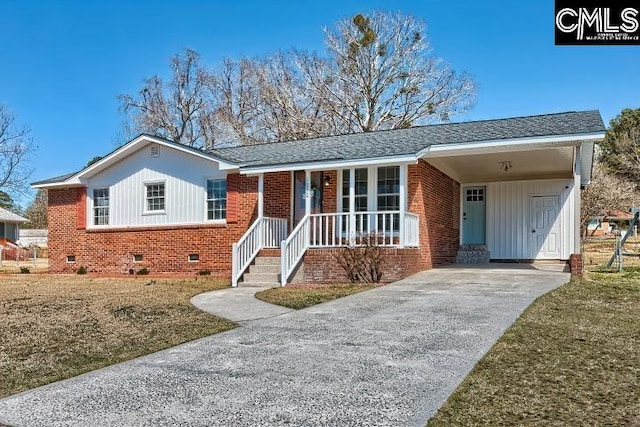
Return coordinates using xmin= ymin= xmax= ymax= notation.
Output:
xmin=133 ymin=254 xmax=143 ymax=262
xmin=207 ymin=179 xmax=227 ymax=220
xmin=145 ymin=183 xmax=165 ymax=212
xmin=188 ymin=253 xmax=199 ymax=262
xmin=342 ymin=169 xmax=369 ymax=232
xmin=466 ymin=188 xmax=484 ymax=202
xmin=377 ymin=166 xmax=400 ymax=232
xmin=66 ymin=255 xmax=76 ymax=263
xmin=93 ymin=188 xmax=109 ymax=225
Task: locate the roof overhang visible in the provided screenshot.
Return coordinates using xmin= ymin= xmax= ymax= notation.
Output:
xmin=239 ymin=155 xmax=418 ymax=175
xmin=32 ymin=135 xmax=239 ymax=189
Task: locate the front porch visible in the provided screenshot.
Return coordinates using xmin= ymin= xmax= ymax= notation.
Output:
xmin=232 ymin=164 xmax=425 ymax=287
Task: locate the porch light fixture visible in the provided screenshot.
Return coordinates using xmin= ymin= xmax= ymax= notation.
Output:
xmin=499 ymin=161 xmax=513 ymax=172
xmin=323 ymin=175 xmax=331 ymax=187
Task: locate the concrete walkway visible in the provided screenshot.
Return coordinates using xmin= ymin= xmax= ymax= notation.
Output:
xmin=190 ymin=286 xmax=293 ymax=323
xmin=0 ymin=265 xmax=569 ymax=427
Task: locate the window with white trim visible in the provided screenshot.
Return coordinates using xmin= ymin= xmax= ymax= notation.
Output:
xmin=342 ymin=168 xmax=368 ymax=231
xmin=145 ymin=183 xmax=165 ymax=212
xmin=93 ymin=188 xmax=109 ymax=225
xmin=207 ymin=179 xmax=227 ymax=220
xmin=377 ymin=166 xmax=400 ymax=232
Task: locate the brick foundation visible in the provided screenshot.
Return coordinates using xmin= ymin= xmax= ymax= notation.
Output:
xmin=303 ymin=247 xmax=423 ymax=283
xmin=569 ymin=253 xmax=583 ymax=277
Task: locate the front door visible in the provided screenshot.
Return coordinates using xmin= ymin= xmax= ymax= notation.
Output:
xmin=293 ymin=171 xmax=323 ymax=226
xmin=462 ymin=186 xmax=486 ymax=245
xmin=530 ymin=195 xmax=561 ymax=259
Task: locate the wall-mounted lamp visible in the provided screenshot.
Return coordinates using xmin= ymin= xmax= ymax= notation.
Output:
xmin=323 ymin=175 xmax=331 ymax=187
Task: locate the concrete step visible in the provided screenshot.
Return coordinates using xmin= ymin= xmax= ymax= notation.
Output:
xmin=254 ymin=256 xmax=280 ymax=266
xmin=457 ymin=244 xmax=490 ymax=264
xmin=243 ymin=272 xmax=280 ymax=283
xmin=238 ymin=281 xmax=281 ymax=288
xmin=248 ymin=264 xmax=280 ymax=274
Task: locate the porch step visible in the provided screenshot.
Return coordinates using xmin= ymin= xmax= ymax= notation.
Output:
xmin=243 ymin=272 xmax=280 ymax=283
xmin=456 ymin=245 xmax=491 ymax=264
xmin=239 ymin=256 xmax=281 ymax=287
xmin=254 ymin=256 xmax=280 ymax=266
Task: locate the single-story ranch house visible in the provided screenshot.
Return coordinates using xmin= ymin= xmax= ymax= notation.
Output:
xmin=33 ymin=110 xmax=605 ymax=285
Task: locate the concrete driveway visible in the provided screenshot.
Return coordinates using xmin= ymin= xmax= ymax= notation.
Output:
xmin=0 ymin=265 xmax=568 ymax=427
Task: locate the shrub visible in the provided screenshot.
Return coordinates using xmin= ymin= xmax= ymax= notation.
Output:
xmin=335 ymin=233 xmax=384 ymax=283
xmin=76 ymin=266 xmax=87 ymax=275
xmin=136 ymin=267 xmax=150 ymax=275
xmin=19 ymin=267 xmax=30 ymax=274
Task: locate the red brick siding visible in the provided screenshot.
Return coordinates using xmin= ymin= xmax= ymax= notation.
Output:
xmin=569 ymin=253 xmax=583 ymax=277
xmin=264 ymin=172 xmax=291 ymax=222
xmin=304 ymin=247 xmax=423 ymax=283
xmin=47 ymin=174 xmax=258 ymax=276
xmin=408 ymin=160 xmax=460 ymax=269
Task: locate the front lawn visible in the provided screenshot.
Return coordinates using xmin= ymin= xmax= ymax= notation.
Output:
xmin=427 ymin=271 xmax=640 ymax=426
xmin=0 ymin=275 xmax=235 ymax=398
xmin=255 ymin=283 xmax=379 ymax=309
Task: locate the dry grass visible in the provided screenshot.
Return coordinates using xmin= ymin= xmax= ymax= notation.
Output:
xmin=583 ymin=236 xmax=640 ymax=270
xmin=0 ymin=275 xmax=236 ymax=398
xmin=255 ymin=283 xmax=380 ymax=309
xmin=427 ymin=270 xmax=640 ymax=426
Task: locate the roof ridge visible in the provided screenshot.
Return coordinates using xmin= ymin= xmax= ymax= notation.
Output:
xmin=210 ymin=110 xmax=601 ymax=151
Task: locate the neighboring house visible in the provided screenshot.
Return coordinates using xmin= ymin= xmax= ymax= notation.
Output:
xmin=17 ymin=229 xmax=48 ymax=247
xmin=32 ymin=111 xmax=605 ymax=283
xmin=0 ymin=207 xmax=28 ymax=243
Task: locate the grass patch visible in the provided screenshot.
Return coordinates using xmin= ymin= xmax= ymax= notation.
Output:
xmin=0 ymin=275 xmax=236 ymax=398
xmin=255 ymin=283 xmax=379 ymax=309
xmin=427 ymin=272 xmax=640 ymax=426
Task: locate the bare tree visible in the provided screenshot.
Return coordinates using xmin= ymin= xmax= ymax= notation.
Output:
xmin=23 ymin=189 xmax=47 ymax=229
xmin=581 ymin=162 xmax=640 ymax=231
xmin=301 ymin=11 xmax=476 ymax=132
xmin=0 ymin=105 xmax=33 ymax=195
xmin=119 ymin=49 xmax=216 ymax=148
xmin=120 ymin=11 xmax=476 ymax=146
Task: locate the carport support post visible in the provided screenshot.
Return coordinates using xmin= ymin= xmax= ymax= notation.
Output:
xmin=305 ymin=170 xmax=311 ymax=216
xmin=258 ymin=173 xmax=264 ymax=219
xmin=574 ymin=146 xmax=582 ymax=256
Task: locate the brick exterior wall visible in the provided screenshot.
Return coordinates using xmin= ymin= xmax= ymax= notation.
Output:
xmin=47 ymin=161 xmax=461 ymax=280
xmin=48 ymin=174 xmax=261 ymax=276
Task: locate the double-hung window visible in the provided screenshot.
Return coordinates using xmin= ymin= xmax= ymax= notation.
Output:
xmin=145 ymin=183 xmax=165 ymax=212
xmin=93 ymin=188 xmax=109 ymax=225
xmin=207 ymin=179 xmax=227 ymax=220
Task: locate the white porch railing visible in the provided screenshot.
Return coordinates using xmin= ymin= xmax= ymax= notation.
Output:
xmin=231 ymin=216 xmax=287 ymax=287
xmin=280 ymin=211 xmax=420 ymax=285
xmin=280 ymin=215 xmax=310 ymax=287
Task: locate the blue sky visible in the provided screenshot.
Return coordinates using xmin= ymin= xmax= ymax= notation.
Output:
xmin=1 ymin=1 xmax=639 ymax=206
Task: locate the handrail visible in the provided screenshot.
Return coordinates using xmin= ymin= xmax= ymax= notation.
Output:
xmin=280 ymin=215 xmax=310 ymax=286
xmin=232 ymin=216 xmax=288 ymax=287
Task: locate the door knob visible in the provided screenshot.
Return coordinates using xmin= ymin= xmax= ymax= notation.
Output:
xmin=532 ymin=229 xmax=536 ymax=233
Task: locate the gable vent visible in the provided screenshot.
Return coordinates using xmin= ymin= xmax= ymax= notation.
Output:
xmin=150 ymin=144 xmax=160 ymax=157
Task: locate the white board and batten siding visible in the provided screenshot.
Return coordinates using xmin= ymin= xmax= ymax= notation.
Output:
xmin=482 ymin=179 xmax=576 ymax=260
xmin=85 ymin=144 xmax=225 ymax=228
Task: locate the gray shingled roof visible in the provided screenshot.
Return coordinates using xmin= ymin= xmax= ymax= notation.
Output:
xmin=32 ymin=110 xmax=604 ymax=186
xmin=0 ymin=207 xmax=28 ymax=223
xmin=209 ymin=110 xmax=604 ymax=168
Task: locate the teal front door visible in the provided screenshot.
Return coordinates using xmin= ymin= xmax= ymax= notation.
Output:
xmin=462 ymin=186 xmax=486 ymax=245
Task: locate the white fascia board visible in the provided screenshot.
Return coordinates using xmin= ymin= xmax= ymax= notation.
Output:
xmin=240 ymin=155 xmax=418 ymax=175
xmin=418 ymin=132 xmax=605 ymax=158
xmin=580 ymin=140 xmax=595 ymax=186
xmin=32 ymin=180 xmax=85 ymax=189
